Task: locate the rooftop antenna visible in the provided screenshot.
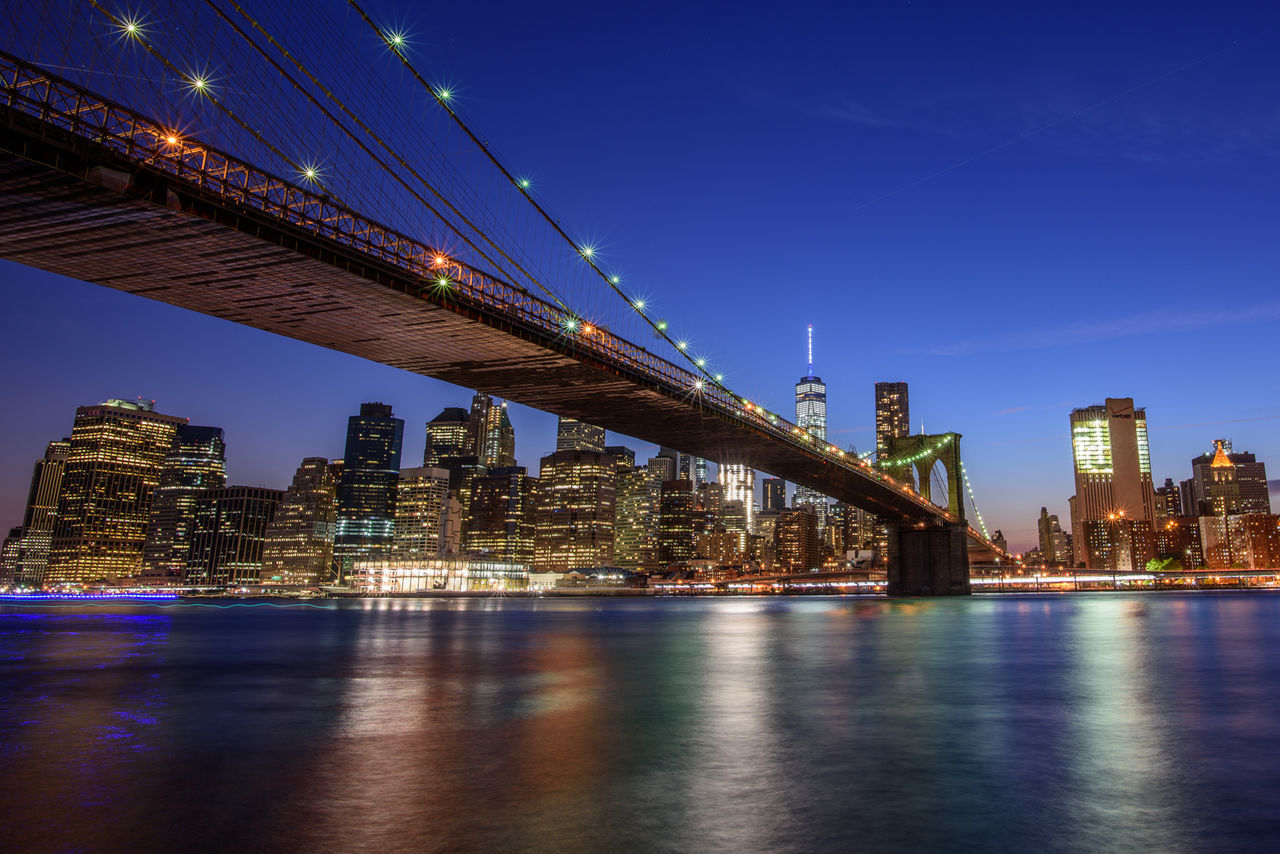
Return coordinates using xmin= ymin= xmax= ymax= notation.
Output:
xmin=807 ymin=324 xmax=813 ymax=376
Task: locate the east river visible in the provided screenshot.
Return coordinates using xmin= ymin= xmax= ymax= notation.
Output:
xmin=3 ymin=592 xmax=1280 ymax=852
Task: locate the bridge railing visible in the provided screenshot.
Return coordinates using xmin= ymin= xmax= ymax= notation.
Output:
xmin=0 ymin=52 xmax=982 ymax=530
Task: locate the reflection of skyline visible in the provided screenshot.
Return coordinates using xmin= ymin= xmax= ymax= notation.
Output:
xmin=4 ymin=595 xmax=1280 ymax=850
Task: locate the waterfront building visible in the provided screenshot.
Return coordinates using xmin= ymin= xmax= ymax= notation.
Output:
xmin=1153 ymin=517 xmax=1205 ymax=570
xmin=334 ymin=403 xmax=404 ymax=582
xmin=422 ymin=407 xmax=471 ymax=466
xmin=352 ymin=556 xmax=528 ymax=593
xmin=141 ymin=425 xmax=227 ymax=582
xmin=535 ymin=449 xmax=616 ymax=571
xmin=1198 ymin=514 xmax=1280 ymax=570
xmin=658 ymin=479 xmax=696 ymax=565
xmin=762 ymin=477 xmax=786 ymax=512
xmin=464 ymin=466 xmax=537 ymax=564
xmin=1068 ymin=398 xmax=1155 ymax=568
xmin=470 ymin=393 xmax=516 ymax=469
xmin=1180 ymin=440 xmax=1270 ymax=517
xmin=696 ymin=528 xmax=743 ymax=566
xmin=1082 ymin=516 xmax=1154 ymax=573
xmin=47 ymin=399 xmax=187 ymax=585
xmin=260 ymin=457 xmax=338 ymax=586
xmin=0 ymin=527 xmax=22 ymax=584
xmin=794 ymin=326 xmax=829 ymax=525
xmin=393 ymin=467 xmax=452 ymax=562
xmin=718 ymin=463 xmax=755 ymax=536
xmin=186 ymin=486 xmax=283 ymax=585
xmin=15 ymin=438 xmax=70 ymax=586
xmin=555 ymin=416 xmax=605 ymax=453
xmin=720 ymin=499 xmax=749 ymax=556
xmin=439 ymin=492 xmax=464 ymax=557
xmin=775 ymin=506 xmax=821 ymax=572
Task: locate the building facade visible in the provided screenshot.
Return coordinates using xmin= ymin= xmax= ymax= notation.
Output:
xmin=16 ymin=438 xmax=70 ymax=586
xmin=334 ymin=403 xmax=405 ymax=581
xmin=464 ymin=466 xmax=537 ymax=564
xmin=47 ymin=399 xmax=188 ymax=585
xmin=260 ymin=457 xmax=338 ymax=586
xmin=186 ymin=486 xmax=283 ymax=585
xmin=1068 ymin=398 xmax=1156 ymax=568
xmin=1180 ymin=440 xmax=1270 ymax=517
xmin=556 ymin=416 xmax=606 ymax=453
xmin=794 ymin=327 xmax=829 ymax=526
xmin=535 ymin=449 xmax=616 ymax=571
xmin=141 ymin=425 xmax=227 ymax=581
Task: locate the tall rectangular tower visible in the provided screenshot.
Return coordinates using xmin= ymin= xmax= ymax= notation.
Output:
xmin=794 ymin=325 xmax=828 ymax=525
xmin=875 ymin=382 xmax=910 ymax=461
xmin=1068 ymin=398 xmax=1155 ymax=567
xmin=334 ymin=402 xmax=405 ymax=581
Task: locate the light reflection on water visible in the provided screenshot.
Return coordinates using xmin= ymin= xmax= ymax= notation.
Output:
xmin=3 ymin=593 xmax=1280 ymax=852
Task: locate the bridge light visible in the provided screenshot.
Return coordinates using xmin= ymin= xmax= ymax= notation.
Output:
xmin=695 ymin=357 xmax=706 ymax=367
xmin=582 ymin=323 xmax=593 ymax=335
xmin=517 ymin=177 xmax=531 ymax=190
xmin=656 ymin=320 xmax=668 ymax=331
xmin=693 ymin=379 xmax=704 ymax=391
xmin=714 ymin=373 xmax=723 ymax=382
xmin=164 ymin=134 xmax=179 ymax=146
xmin=120 ymin=18 xmax=142 ymax=38
xmin=387 ymin=30 xmax=407 ymax=49
xmin=300 ymin=164 xmax=321 ymax=183
xmin=562 ymin=317 xmax=579 ymax=332
xmin=676 ymin=340 xmax=688 ymax=350
xmin=435 ymin=275 xmax=451 ymax=288
xmin=431 ymin=255 xmax=447 ymax=267
xmin=632 ymin=297 xmax=645 ymax=311
xmin=437 ymin=87 xmax=453 ymax=101
xmin=579 ymin=244 xmax=595 ymax=259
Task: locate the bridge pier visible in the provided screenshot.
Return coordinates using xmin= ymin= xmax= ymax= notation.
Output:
xmin=885 ymin=522 xmax=971 ymax=596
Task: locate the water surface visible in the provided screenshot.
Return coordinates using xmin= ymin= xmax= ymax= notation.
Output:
xmin=3 ymin=593 xmax=1279 ymax=852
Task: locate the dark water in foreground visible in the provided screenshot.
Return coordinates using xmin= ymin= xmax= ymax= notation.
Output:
xmin=3 ymin=593 xmax=1280 ymax=853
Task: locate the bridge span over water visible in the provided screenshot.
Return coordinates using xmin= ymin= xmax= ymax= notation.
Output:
xmin=0 ymin=49 xmax=995 ymax=594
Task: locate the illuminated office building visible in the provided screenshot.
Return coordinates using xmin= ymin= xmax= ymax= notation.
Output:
xmin=611 ymin=448 xmax=656 ymax=570
xmin=1036 ymin=507 xmax=1070 ymax=566
xmin=1068 ymin=398 xmax=1155 ymax=568
xmin=392 ymin=466 xmax=451 ymax=562
xmin=260 ymin=457 xmax=338 ymax=586
xmin=775 ymin=506 xmax=821 ymax=572
xmin=141 ymin=425 xmax=227 ymax=581
xmin=47 ymin=399 xmax=187 ymax=585
xmin=556 ymin=416 xmax=605 ymax=453
xmin=762 ymin=477 xmax=786 ymax=512
xmin=15 ymin=438 xmax=70 ymax=586
xmin=1180 ymin=439 xmax=1270 ymax=517
xmin=679 ymin=454 xmax=708 ymax=487
xmin=470 ymin=393 xmax=516 ymax=469
xmin=658 ymin=479 xmax=696 ymax=565
xmin=186 ymin=486 xmax=283 ymax=585
xmin=875 ymin=382 xmax=910 ymax=461
xmin=334 ymin=403 xmax=404 ymax=581
xmin=719 ymin=463 xmax=756 ymax=538
xmin=423 ymin=407 xmax=471 ymax=466
xmin=464 ymin=466 xmax=537 ymax=563
xmin=535 ymin=449 xmax=616 ymax=571
xmin=794 ymin=326 xmax=829 ymax=524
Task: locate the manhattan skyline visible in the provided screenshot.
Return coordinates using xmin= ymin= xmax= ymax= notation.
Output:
xmin=3 ymin=0 xmax=1279 ymax=551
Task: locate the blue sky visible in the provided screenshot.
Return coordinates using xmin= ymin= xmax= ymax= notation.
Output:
xmin=2 ymin=0 xmax=1279 ymax=550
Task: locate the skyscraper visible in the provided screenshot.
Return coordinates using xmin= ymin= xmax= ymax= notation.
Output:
xmin=423 ymin=407 xmax=471 ymax=466
xmin=762 ymin=477 xmax=787 ymax=512
xmin=1179 ymin=439 xmax=1270 ymax=517
xmin=470 ymin=393 xmax=516 ymax=469
xmin=141 ymin=425 xmax=227 ymax=581
xmin=48 ymin=399 xmax=187 ymax=585
xmin=393 ymin=467 xmax=452 ymax=562
xmin=556 ymin=416 xmax=605 ymax=453
xmin=679 ymin=454 xmax=708 ymax=487
xmin=261 ymin=457 xmax=338 ymax=586
xmin=464 ymin=466 xmax=538 ymax=563
xmin=775 ymin=506 xmax=821 ymax=572
xmin=875 ymin=382 xmax=910 ymax=463
xmin=535 ymin=449 xmax=616 ymax=571
xmin=1036 ymin=507 xmax=1070 ymax=566
xmin=186 ymin=486 xmax=283 ymax=585
xmin=334 ymin=402 xmax=404 ymax=582
xmin=613 ymin=454 xmax=656 ymax=571
xmin=658 ymin=479 xmax=696 ymax=565
xmin=718 ymin=463 xmax=755 ymax=536
xmin=794 ymin=325 xmax=829 ymax=525
xmin=1068 ymin=398 xmax=1156 ymax=568
xmin=16 ymin=438 xmax=70 ymax=586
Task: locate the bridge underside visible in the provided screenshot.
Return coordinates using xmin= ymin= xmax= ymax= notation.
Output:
xmin=0 ymin=119 xmax=946 ymax=523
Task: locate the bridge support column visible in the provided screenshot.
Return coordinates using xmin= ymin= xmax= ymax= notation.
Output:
xmin=886 ymin=522 xmax=971 ymax=597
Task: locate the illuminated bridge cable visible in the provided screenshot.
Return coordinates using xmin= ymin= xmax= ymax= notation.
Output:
xmin=959 ymin=462 xmax=991 ymax=540
xmin=344 ymin=0 xmax=728 ymax=392
xmin=86 ymin=2 xmax=332 ymax=204
xmin=205 ymin=0 xmax=571 ymax=312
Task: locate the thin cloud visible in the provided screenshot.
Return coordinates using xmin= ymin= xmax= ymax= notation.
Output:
xmin=932 ymin=299 xmax=1280 ymax=357
xmin=994 ymin=406 xmax=1028 ymax=416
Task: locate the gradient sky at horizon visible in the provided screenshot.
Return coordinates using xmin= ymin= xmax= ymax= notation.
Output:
xmin=2 ymin=0 xmax=1279 ymax=551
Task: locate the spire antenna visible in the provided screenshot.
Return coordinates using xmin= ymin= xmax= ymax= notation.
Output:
xmin=807 ymin=324 xmax=813 ymax=376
